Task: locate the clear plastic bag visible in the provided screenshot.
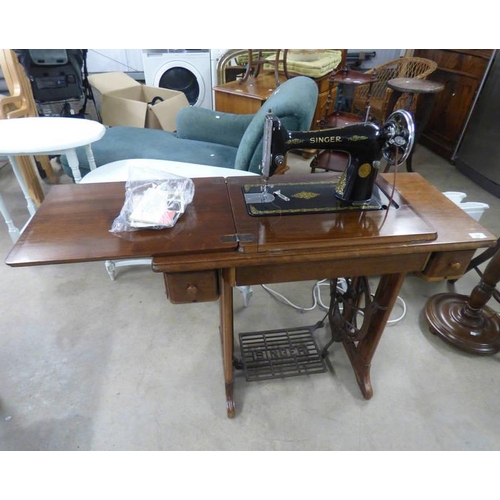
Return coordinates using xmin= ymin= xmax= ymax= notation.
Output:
xmin=110 ymin=165 xmax=195 ymax=232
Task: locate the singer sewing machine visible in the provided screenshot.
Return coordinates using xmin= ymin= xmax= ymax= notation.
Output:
xmin=6 ymin=106 xmax=497 ymax=419
xmin=243 ymin=109 xmax=415 ymax=214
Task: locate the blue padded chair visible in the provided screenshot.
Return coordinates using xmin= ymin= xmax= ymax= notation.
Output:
xmin=60 ymin=76 xmax=319 ymax=180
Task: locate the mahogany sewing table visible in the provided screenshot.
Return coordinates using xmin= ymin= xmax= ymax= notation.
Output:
xmin=5 ymin=173 xmax=496 ymax=418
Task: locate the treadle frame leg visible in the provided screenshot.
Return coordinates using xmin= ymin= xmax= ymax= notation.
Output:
xmin=342 ymin=273 xmax=406 ymax=399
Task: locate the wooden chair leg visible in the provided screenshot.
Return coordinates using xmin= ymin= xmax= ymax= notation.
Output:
xmin=35 ymin=155 xmax=59 ymax=184
xmin=16 ymin=156 xmax=44 ymax=206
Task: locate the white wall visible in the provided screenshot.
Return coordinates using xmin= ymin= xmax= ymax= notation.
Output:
xmin=349 ymin=49 xmax=406 ymax=69
xmin=86 ymin=50 xmax=143 ymax=73
xmin=85 ymin=49 xmax=406 ymax=74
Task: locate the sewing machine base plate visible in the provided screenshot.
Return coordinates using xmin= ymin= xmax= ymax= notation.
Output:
xmin=242 ymin=180 xmax=396 ymax=217
xmin=238 ymin=322 xmax=327 ymax=382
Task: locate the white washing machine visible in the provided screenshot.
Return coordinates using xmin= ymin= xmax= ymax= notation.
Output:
xmin=210 ymin=49 xmax=228 ymax=85
xmin=210 ymin=49 xmax=228 ymax=107
xmin=142 ymin=49 xmax=213 ymax=109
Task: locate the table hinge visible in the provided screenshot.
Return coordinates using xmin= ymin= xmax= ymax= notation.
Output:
xmin=221 ymin=233 xmax=254 ymax=243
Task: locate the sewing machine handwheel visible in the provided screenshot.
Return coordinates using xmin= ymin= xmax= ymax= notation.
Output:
xmin=382 ymin=109 xmax=415 ymax=166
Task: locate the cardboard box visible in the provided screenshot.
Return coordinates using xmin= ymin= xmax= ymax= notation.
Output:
xmin=88 ymin=72 xmax=189 ymax=131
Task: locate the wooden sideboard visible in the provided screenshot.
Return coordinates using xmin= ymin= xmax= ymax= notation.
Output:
xmin=213 ymin=72 xmax=333 ymax=130
xmin=413 ymin=49 xmax=495 ymax=161
xmin=454 ymin=50 xmax=500 ymax=197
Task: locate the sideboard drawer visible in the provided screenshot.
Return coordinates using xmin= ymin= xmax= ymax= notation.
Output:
xmin=420 ymin=250 xmax=475 ymax=280
xmin=164 ymin=270 xmax=219 ymax=303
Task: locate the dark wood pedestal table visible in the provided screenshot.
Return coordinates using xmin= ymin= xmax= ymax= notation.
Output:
xmin=425 ymin=247 xmax=500 ymax=355
xmin=5 ymin=173 xmax=497 ymax=418
xmin=385 ymin=78 xmax=445 ymax=172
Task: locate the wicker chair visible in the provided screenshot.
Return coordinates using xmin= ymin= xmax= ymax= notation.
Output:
xmin=352 ymin=57 xmax=438 ymax=124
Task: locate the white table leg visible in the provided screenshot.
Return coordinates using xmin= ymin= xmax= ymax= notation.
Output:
xmin=7 ymin=156 xmax=37 ymax=217
xmin=0 ymin=191 xmax=20 ymax=242
xmin=236 ymin=286 xmax=253 ymax=307
xmin=64 ymin=148 xmax=82 ymax=183
xmin=84 ymin=144 xmax=98 ymax=171
xmin=105 ymin=258 xmax=153 ymax=280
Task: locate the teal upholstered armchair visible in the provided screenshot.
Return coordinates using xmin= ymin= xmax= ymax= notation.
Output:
xmin=61 ymin=76 xmax=319 ymax=179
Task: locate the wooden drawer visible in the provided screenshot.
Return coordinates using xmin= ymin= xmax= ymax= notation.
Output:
xmin=214 ymin=72 xmax=333 ymax=130
xmin=164 ymin=270 xmax=219 ymax=304
xmin=419 ymin=250 xmax=475 ymax=280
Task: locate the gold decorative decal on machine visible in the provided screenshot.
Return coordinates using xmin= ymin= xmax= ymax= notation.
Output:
xmin=242 ymin=179 xmax=393 ymax=216
xmin=335 ymin=171 xmax=347 ymax=196
xmin=248 ymin=205 xmax=262 ymax=215
xmin=358 ymin=163 xmax=372 ymax=178
xmin=292 ymin=191 xmax=321 ymax=200
xmin=286 ymin=138 xmax=305 ymax=146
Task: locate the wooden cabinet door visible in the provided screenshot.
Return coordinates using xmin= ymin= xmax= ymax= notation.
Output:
xmin=413 ymin=49 xmax=494 ymax=160
xmin=420 ymin=68 xmax=480 ymax=159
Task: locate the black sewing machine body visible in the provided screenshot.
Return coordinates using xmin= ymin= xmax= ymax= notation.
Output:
xmin=260 ymin=110 xmax=414 ymax=206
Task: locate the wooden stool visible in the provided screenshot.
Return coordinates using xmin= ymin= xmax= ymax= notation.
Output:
xmin=384 ymin=78 xmax=444 ymax=172
xmin=311 ymin=64 xmax=377 ymax=174
xmin=239 ymin=50 xmax=288 ymax=88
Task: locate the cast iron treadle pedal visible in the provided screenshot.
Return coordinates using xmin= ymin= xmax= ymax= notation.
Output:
xmin=238 ymin=322 xmax=327 ymax=382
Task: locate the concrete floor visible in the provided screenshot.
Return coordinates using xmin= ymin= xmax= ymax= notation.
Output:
xmin=1 ymin=146 xmax=499 ymax=451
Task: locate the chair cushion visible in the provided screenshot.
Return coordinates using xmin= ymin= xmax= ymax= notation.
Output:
xmin=60 ymin=126 xmax=239 ymax=180
xmin=60 ymin=76 xmax=318 ymax=179
xmin=175 ymin=107 xmax=254 ymax=148
xmin=267 ymin=50 xmax=343 ymax=78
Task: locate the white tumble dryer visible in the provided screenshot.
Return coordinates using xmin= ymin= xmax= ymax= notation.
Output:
xmin=142 ymin=49 xmax=213 ymax=109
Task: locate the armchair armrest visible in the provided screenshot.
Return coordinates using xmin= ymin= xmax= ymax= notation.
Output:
xmin=175 ymin=107 xmax=255 ymax=148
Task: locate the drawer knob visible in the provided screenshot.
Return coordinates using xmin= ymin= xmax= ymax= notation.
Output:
xmin=449 ymin=261 xmax=461 ymax=271
xmin=186 ymin=284 xmax=198 ymax=296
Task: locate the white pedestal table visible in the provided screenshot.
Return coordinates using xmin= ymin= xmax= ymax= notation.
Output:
xmin=0 ymin=117 xmax=105 ymax=241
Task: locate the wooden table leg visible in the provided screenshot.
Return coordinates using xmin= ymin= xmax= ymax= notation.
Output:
xmin=342 ymin=273 xmax=406 ymax=399
xmin=8 ymin=155 xmax=37 ymax=216
xmin=17 ymin=156 xmax=44 ymax=207
xmin=35 ymin=155 xmax=59 ymax=185
xmin=219 ymin=268 xmax=236 ymax=418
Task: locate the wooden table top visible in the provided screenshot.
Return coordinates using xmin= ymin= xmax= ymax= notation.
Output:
xmin=0 ymin=117 xmax=105 ymax=155
xmin=227 ymin=174 xmax=436 ymax=254
xmin=5 ymin=177 xmax=238 ymax=267
xmin=5 ymin=173 xmax=497 ymax=268
xmin=213 ymin=73 xmax=284 ymax=100
xmin=387 ymin=78 xmax=445 ymax=95
xmin=331 ymin=69 xmax=377 ymax=86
